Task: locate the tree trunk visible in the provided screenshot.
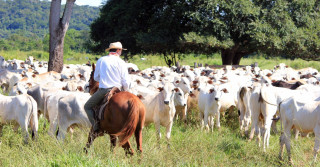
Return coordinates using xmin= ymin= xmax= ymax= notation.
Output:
xmin=48 ymin=0 xmax=75 ymax=72
xmin=221 ymin=44 xmax=245 ymax=65
xmin=232 ymin=54 xmax=242 ymax=65
xmin=221 ymin=49 xmax=235 ymax=65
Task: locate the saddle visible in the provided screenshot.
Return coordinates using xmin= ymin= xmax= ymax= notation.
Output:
xmin=93 ymin=87 xmax=121 ymax=121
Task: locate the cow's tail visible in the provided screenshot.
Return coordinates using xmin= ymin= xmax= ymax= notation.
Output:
xmin=272 ymin=101 xmax=283 ymax=132
xmin=27 ymin=95 xmax=38 ymax=140
xmin=239 ymin=87 xmax=247 ymax=102
xmin=43 ymin=94 xmax=50 ymax=121
xmin=112 ymin=98 xmax=139 ymax=146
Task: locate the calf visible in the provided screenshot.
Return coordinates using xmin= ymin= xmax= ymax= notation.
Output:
xmin=135 ymin=83 xmax=185 ymax=144
xmin=0 ymin=94 xmax=38 ymax=143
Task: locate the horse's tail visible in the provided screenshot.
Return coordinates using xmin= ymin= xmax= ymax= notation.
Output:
xmin=113 ymin=98 xmax=140 ymax=146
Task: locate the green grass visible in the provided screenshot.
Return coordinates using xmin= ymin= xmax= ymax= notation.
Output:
xmin=128 ymin=53 xmax=320 ymax=71
xmin=0 ymin=111 xmax=316 ymax=167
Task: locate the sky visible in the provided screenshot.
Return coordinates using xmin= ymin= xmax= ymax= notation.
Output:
xmin=61 ymin=0 xmax=103 ymax=7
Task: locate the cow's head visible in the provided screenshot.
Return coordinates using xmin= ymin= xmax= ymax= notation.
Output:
xmin=209 ymin=86 xmax=229 ymax=102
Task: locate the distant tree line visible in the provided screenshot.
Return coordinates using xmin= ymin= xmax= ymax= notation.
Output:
xmin=0 ymin=0 xmax=99 ymax=53
xmin=90 ymin=0 xmax=320 ymax=65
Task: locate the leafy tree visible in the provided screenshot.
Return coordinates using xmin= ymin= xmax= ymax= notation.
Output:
xmin=92 ymin=0 xmax=320 ymax=65
xmin=185 ymin=0 xmax=260 ymax=65
xmin=90 ymin=0 xmax=192 ymax=66
xmin=251 ymin=0 xmax=320 ymax=61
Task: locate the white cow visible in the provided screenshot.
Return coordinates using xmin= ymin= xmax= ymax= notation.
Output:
xmin=279 ymin=96 xmax=320 ymax=164
xmin=198 ymin=85 xmax=229 ymax=131
xmin=44 ymin=90 xmax=81 ymax=136
xmin=136 ymin=83 xmax=185 ymax=143
xmin=57 ymin=93 xmax=91 ymax=140
xmin=174 ymin=77 xmax=193 ymax=121
xmin=258 ymin=83 xmax=320 ymax=151
xmin=0 ymin=94 xmax=38 ymax=143
xmin=238 ymin=86 xmax=253 ymax=135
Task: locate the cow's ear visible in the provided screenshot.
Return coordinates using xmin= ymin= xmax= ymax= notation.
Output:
xmin=221 ymin=76 xmax=228 ymax=80
xmin=158 ymin=87 xmax=164 ymax=92
xmin=253 ymin=78 xmax=259 ymax=82
xmin=174 ymin=88 xmax=179 ymax=92
xmin=77 ymin=86 xmax=84 ymax=92
xmin=137 ymin=94 xmax=144 ymax=100
xmin=26 ymin=83 xmax=32 ymax=88
xmin=209 ymin=89 xmax=214 ymax=94
xmin=222 ymin=88 xmax=229 ymax=93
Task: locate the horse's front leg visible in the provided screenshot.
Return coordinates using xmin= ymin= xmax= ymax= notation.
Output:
xmin=83 ymin=129 xmax=99 ymax=154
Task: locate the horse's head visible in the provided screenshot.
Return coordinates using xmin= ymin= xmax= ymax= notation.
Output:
xmin=88 ymin=63 xmax=99 ymax=95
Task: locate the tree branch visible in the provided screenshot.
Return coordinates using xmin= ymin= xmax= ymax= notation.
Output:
xmin=49 ymin=0 xmax=62 ymax=34
xmin=62 ymin=0 xmax=76 ymax=29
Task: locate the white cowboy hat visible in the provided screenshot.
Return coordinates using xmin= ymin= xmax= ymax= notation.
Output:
xmin=105 ymin=41 xmax=127 ymax=51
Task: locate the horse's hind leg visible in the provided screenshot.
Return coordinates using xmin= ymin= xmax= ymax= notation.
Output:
xmin=135 ymin=124 xmax=143 ymax=153
xmin=122 ymin=141 xmax=134 ymax=156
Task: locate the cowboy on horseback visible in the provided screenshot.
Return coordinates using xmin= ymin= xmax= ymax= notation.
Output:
xmin=84 ymin=41 xmax=130 ymax=133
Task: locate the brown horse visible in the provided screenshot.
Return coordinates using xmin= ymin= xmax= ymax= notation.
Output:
xmin=84 ymin=63 xmax=145 ymax=155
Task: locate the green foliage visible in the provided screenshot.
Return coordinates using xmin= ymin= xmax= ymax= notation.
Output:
xmin=0 ymin=0 xmax=99 ymax=53
xmin=251 ymin=0 xmax=320 ymax=60
xmin=91 ymin=0 xmax=320 ymax=65
xmin=90 ymin=0 xmax=193 ymax=54
xmin=0 ymin=0 xmax=99 ymax=38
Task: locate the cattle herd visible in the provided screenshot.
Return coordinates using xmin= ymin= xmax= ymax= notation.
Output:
xmin=1 ymin=55 xmax=320 ymax=164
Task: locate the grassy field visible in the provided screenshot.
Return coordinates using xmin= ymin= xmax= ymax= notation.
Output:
xmin=0 ymin=111 xmax=317 ymax=166
xmin=0 ymin=50 xmax=320 ymax=166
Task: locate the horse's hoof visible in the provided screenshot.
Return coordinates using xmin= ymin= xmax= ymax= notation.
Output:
xmin=83 ymin=147 xmax=88 ymax=154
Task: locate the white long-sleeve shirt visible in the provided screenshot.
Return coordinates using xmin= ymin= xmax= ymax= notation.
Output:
xmin=94 ymin=54 xmax=130 ymax=91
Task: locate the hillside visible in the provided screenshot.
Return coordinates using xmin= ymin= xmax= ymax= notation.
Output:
xmin=0 ymin=0 xmax=99 ymax=38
